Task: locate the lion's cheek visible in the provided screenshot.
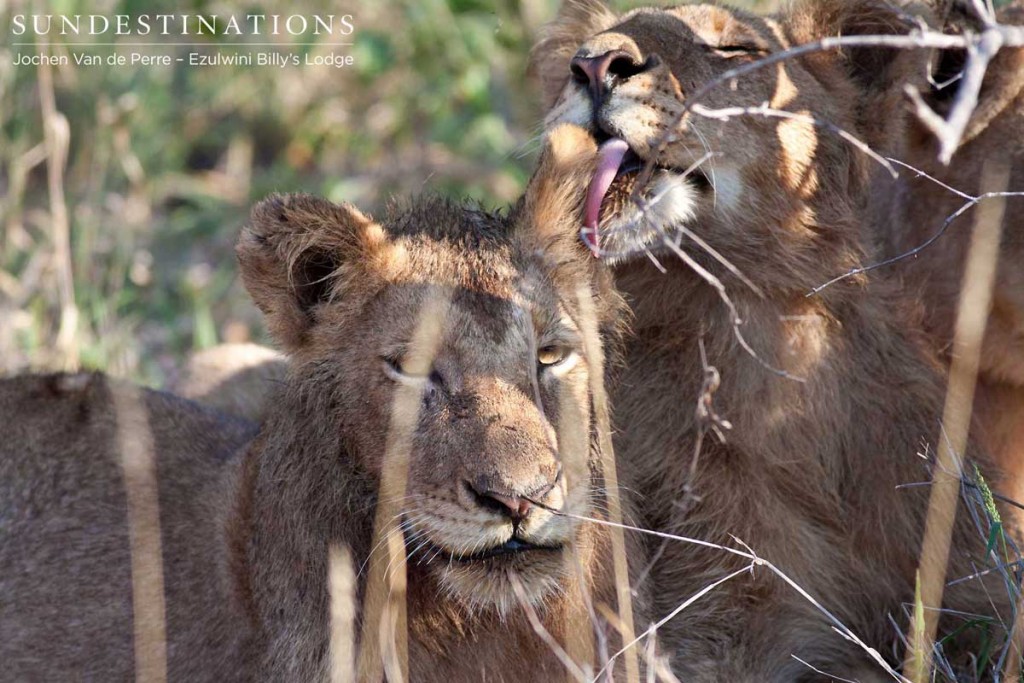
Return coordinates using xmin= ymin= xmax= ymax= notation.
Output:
xmin=545 ymin=89 xmax=593 ymax=129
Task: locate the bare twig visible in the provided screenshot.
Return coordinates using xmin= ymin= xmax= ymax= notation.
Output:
xmin=542 ymin=509 xmax=911 ymax=683
xmin=905 ymin=27 xmax=1002 ymax=164
xmin=675 ymin=336 xmax=731 ymax=515
xmin=808 ymin=158 xmax=1024 ymax=296
xmin=690 ymin=102 xmax=898 ymax=178
xmin=637 ymin=24 xmax=1024 ymax=197
xmin=588 ymin=153 xmax=804 ymax=382
xmin=660 ymin=238 xmax=806 ymax=383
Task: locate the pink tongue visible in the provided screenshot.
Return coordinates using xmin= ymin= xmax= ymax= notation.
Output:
xmin=584 ymin=138 xmax=630 ymax=257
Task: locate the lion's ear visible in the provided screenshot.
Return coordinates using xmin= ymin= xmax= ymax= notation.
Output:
xmin=529 ymin=0 xmax=618 ymax=111
xmin=789 ymin=0 xmax=931 ymax=153
xmin=237 ymin=194 xmax=385 ymax=352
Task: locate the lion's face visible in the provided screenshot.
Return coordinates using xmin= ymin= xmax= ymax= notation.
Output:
xmin=239 ymin=157 xmax=614 ymax=612
xmin=533 ymin=0 xmax=922 ymax=274
xmin=337 ymin=234 xmax=593 ymax=611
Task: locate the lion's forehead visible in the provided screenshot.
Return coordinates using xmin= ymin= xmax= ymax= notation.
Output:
xmin=395 ymin=240 xmax=522 ymax=295
xmin=614 ymin=5 xmax=784 ymax=51
xmin=370 ymin=239 xmax=569 ymax=347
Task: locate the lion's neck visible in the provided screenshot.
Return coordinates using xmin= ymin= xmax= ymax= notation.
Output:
xmin=610 ymin=255 xmax=946 ymax=509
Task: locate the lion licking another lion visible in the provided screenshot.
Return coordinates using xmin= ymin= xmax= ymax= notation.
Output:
xmin=3 ymin=0 xmax=1023 ymax=681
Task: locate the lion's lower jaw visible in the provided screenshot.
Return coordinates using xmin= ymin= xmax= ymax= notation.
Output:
xmin=600 ymin=174 xmax=698 ymax=263
xmin=435 ymin=553 xmax=571 ymax=616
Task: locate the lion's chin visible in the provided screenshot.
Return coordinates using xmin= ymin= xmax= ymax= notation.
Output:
xmin=595 ymin=171 xmax=701 ymax=263
xmin=585 ymin=137 xmax=704 ymax=262
xmin=430 ymin=543 xmax=569 ymax=615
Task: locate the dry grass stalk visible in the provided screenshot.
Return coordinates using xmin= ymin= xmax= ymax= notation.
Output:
xmin=111 ymin=380 xmax=168 ymax=683
xmin=36 ymin=47 xmax=78 ymax=370
xmin=329 ymin=544 xmax=357 ymax=683
xmin=554 ymin=379 xmax=599 ymax=678
xmin=510 ymin=575 xmax=590 ymax=683
xmin=574 ymin=283 xmax=639 ymax=683
xmin=1002 ymin=591 xmax=1024 ymax=683
xmin=356 ymin=291 xmax=450 ymax=682
xmin=904 ymin=157 xmax=1010 ymax=682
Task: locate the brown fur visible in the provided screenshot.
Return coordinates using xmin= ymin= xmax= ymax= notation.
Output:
xmin=533 ymin=0 xmax=1015 ymax=679
xmin=0 ymin=134 xmax=646 ymax=681
xmin=884 ymin=2 xmax=1024 ymax=506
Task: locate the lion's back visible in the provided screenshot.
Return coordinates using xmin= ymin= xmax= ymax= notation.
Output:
xmin=0 ymin=372 xmax=257 ymax=680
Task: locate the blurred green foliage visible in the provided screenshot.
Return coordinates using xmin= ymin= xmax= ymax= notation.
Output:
xmin=0 ymin=0 xmax=768 ymax=384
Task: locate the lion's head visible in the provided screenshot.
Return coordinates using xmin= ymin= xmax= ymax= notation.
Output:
xmin=236 ymin=128 xmax=622 ymax=613
xmin=532 ymin=0 xmax=927 ymax=283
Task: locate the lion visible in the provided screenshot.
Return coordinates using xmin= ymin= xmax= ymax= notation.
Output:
xmin=885 ymin=1 xmax=1024 ymax=505
xmin=532 ymin=0 xmax=1015 ymax=679
xmin=0 ymin=130 xmax=647 ymax=681
xmin=172 ymin=342 xmax=287 ymax=422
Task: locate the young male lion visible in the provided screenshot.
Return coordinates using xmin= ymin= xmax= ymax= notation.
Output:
xmin=0 ymin=131 xmax=645 ymax=680
xmin=532 ymin=0 xmax=1015 ymax=679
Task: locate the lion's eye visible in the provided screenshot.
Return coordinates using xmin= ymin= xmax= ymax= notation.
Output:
xmin=538 ymin=346 xmax=570 ymax=367
xmin=382 ymin=353 xmax=406 ymax=378
xmin=713 ymin=44 xmax=765 ymax=57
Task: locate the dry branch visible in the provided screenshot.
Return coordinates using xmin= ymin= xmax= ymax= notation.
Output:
xmin=808 ymin=158 xmax=1024 ymax=295
xmin=638 ymin=21 xmax=1024 ymax=193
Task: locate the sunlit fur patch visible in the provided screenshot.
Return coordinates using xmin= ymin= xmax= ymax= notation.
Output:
xmin=598 ymin=171 xmax=699 ymax=262
xmin=545 ymin=89 xmax=592 ymax=129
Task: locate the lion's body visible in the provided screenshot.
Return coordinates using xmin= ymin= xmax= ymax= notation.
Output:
xmin=0 ymin=373 xmax=256 ymax=680
xmin=173 ymin=343 xmax=287 ymax=422
xmin=0 ymin=372 xmax=621 ymax=681
xmin=534 ymin=1 xmax=1015 ymax=678
xmin=0 ymin=136 xmax=645 ymax=681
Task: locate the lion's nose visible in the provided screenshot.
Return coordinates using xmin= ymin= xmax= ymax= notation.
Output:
xmin=570 ymin=49 xmax=649 ymax=106
xmin=466 ymin=475 xmax=559 ymax=522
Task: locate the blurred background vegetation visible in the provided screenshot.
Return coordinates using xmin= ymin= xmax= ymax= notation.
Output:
xmin=1 ymin=0 xmax=774 ymax=385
